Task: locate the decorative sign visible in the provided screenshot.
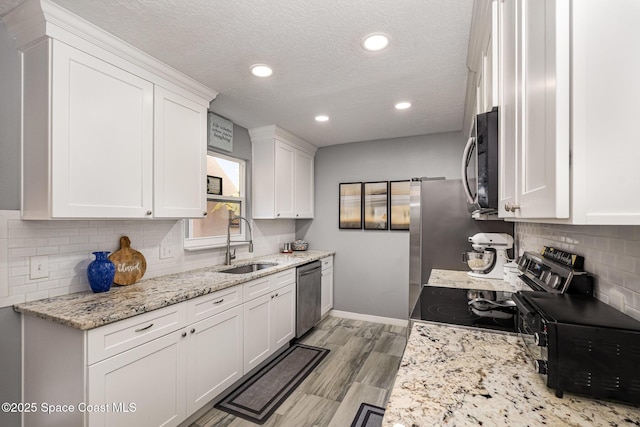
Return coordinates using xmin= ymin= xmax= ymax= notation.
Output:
xmin=208 ymin=112 xmax=234 ymax=152
xmin=108 ymin=236 xmax=147 ymax=285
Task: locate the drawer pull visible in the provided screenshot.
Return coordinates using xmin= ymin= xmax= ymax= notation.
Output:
xmin=212 ymin=298 xmax=225 ymax=304
xmin=191 ymin=328 xmax=196 ymax=334
xmin=181 ymin=332 xmax=187 ymax=338
xmin=134 ymin=323 xmax=154 ymax=332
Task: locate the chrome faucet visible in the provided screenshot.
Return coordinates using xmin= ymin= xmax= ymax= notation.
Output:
xmin=225 ymin=215 xmax=253 ymax=265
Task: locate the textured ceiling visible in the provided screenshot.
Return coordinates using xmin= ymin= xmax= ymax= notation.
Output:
xmin=1 ymin=0 xmax=473 ymax=147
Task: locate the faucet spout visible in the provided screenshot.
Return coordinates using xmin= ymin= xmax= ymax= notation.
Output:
xmin=225 ymin=215 xmax=253 ymax=265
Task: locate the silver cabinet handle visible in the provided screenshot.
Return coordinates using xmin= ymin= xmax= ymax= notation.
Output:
xmin=135 ymin=323 xmax=154 ymax=332
xmin=146 ymin=210 xmax=152 ymax=216
xmin=212 ymin=298 xmax=224 ymax=304
xmin=504 ymin=203 xmax=521 ymax=212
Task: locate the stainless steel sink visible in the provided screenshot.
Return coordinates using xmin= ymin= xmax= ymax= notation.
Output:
xmin=220 ymin=263 xmax=277 ymax=274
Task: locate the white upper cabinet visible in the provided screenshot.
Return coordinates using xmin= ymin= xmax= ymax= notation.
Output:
xmin=497 ymin=0 xmax=639 ymax=224
xmin=153 ymin=86 xmax=207 ymax=218
xmin=250 ymin=125 xmax=317 ymax=219
xmin=4 ymin=0 xmax=216 ymax=219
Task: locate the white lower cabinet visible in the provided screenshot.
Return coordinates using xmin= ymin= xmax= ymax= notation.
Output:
xmin=186 ymin=305 xmax=243 ymax=415
xmin=320 ymin=256 xmax=334 ymax=317
xmin=87 ymin=331 xmax=187 ymax=427
xmin=243 ymin=279 xmax=296 ymax=373
xmin=22 ymin=267 xmax=300 ymax=427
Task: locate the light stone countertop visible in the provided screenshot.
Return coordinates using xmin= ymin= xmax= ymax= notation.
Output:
xmin=14 ymin=250 xmax=334 ymax=330
xmin=383 ymin=319 xmax=640 ymax=426
xmin=428 ymin=268 xmax=522 ymax=292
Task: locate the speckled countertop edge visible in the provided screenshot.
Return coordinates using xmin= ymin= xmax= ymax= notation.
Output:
xmin=14 ymin=250 xmax=334 ymax=330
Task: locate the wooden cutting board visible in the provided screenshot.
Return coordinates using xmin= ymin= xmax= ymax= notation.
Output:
xmin=108 ymin=236 xmax=147 ymax=285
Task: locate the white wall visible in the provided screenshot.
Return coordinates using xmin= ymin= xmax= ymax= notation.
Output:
xmin=298 ymin=131 xmax=467 ymax=320
xmin=517 ymin=223 xmax=640 ymax=321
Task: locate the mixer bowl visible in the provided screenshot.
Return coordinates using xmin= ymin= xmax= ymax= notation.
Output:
xmin=465 ymin=251 xmax=495 ymax=272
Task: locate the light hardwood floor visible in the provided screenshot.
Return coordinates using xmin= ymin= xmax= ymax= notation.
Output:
xmin=190 ymin=316 xmax=407 ymax=427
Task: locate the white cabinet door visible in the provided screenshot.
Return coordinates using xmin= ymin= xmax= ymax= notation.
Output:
xmin=49 ymin=41 xmax=154 ymax=218
xmin=570 ymin=0 xmax=640 ymax=224
xmin=321 ymin=268 xmax=334 ymax=317
xmin=153 ymin=86 xmax=207 ymax=218
xmin=498 ymin=0 xmax=519 ymax=218
xmin=88 ymin=331 xmax=187 ymax=427
xmin=271 ymin=283 xmax=296 ymax=348
xmin=186 ymin=305 xmax=243 ymax=414
xmin=498 ymin=0 xmax=570 ymax=219
xmin=517 ymin=0 xmax=570 ymax=218
xmin=243 ymin=293 xmax=272 ymax=373
xmin=294 ymin=149 xmax=314 ymax=218
xmin=274 ymin=140 xmax=296 ymax=218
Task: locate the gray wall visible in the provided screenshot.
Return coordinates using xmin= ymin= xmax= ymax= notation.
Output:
xmin=0 ymin=22 xmax=20 ymax=210
xmin=297 ymin=132 xmax=467 ymax=320
xmin=0 ymin=22 xmax=21 ymax=427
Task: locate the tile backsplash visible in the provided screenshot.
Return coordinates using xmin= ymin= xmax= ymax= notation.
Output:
xmin=516 ymin=222 xmax=640 ymax=321
xmin=0 ymin=210 xmax=295 ymax=308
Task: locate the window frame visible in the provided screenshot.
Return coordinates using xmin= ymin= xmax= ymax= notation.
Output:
xmin=183 ymin=152 xmax=247 ymax=251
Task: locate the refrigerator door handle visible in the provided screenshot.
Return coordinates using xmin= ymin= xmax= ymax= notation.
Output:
xmin=461 ymin=136 xmax=476 ymax=205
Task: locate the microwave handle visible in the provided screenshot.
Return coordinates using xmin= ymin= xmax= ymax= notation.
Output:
xmin=461 ymin=136 xmax=476 ymax=205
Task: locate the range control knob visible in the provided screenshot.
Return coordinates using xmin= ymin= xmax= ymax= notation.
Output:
xmin=535 ymin=359 xmax=548 ymax=375
xmin=534 ymin=332 xmax=548 ymax=347
xmin=547 ymin=274 xmax=561 ymax=289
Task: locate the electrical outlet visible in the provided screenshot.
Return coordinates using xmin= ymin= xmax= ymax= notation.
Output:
xmin=30 ymin=256 xmax=49 ymax=279
xmin=159 ymin=244 xmax=174 ymax=259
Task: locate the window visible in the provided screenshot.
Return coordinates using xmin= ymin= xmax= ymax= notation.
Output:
xmin=184 ymin=153 xmax=247 ymax=250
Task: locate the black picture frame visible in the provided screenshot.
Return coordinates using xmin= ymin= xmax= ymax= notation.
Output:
xmin=389 ymin=180 xmax=411 ymax=231
xmin=339 ymin=182 xmax=362 ymax=229
xmin=207 ymin=175 xmax=222 ymax=195
xmin=363 ymin=181 xmax=388 ymax=230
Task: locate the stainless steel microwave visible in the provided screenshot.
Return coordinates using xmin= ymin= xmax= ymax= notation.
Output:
xmin=462 ymin=107 xmax=499 ymax=215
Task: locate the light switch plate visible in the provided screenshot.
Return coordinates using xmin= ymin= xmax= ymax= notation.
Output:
xmin=30 ymin=255 xmax=49 ymax=279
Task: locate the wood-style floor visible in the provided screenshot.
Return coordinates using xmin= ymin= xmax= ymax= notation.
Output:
xmin=190 ymin=315 xmax=407 ymax=427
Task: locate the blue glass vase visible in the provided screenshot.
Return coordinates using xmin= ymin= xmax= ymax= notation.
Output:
xmin=87 ymin=251 xmax=115 ymax=293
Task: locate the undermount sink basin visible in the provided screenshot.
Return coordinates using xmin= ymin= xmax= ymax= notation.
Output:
xmin=220 ymin=263 xmax=277 ymax=274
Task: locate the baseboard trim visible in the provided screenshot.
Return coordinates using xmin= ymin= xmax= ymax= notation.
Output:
xmin=329 ymin=310 xmax=409 ymax=327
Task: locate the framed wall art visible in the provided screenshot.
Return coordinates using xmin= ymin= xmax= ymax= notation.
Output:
xmin=339 ymin=182 xmax=362 ymax=229
xmin=363 ymin=181 xmax=388 ymax=230
xmin=389 ymin=180 xmax=411 ymax=230
xmin=207 ymin=112 xmax=234 ymax=152
xmin=207 ymin=175 xmax=222 ymax=195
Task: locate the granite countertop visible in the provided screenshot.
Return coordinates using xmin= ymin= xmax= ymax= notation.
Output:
xmin=14 ymin=250 xmax=334 ymax=330
xmin=383 ymin=321 xmax=640 ymax=426
xmin=428 ymin=268 xmax=523 ymax=292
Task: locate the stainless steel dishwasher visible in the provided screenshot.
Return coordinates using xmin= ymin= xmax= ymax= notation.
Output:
xmin=295 ymin=261 xmax=322 ymax=338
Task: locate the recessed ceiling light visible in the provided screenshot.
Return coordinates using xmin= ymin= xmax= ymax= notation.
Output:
xmin=395 ymin=102 xmax=412 ymax=110
xmin=362 ymin=33 xmax=390 ymax=52
xmin=250 ymin=64 xmax=273 ymax=77
xmin=315 ymin=115 xmax=329 ymax=122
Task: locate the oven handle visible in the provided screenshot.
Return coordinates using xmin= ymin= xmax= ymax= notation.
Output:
xmin=467 ymin=298 xmax=516 ymax=308
xmin=512 ymin=293 xmax=535 ymax=317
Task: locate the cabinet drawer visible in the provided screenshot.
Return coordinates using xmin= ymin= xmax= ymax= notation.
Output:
xmin=321 ymin=256 xmax=333 ymax=271
xmin=87 ymin=304 xmax=187 ymax=365
xmin=187 ymin=286 xmax=243 ymax=324
xmin=243 ymin=276 xmax=273 ymax=301
xmin=271 ymin=268 xmax=295 ymax=288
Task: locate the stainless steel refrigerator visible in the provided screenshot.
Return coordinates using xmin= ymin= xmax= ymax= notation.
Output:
xmin=408 ymin=178 xmax=514 ymax=316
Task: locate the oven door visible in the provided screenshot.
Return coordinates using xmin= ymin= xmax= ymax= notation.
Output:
xmin=513 ymin=293 xmax=548 ymax=371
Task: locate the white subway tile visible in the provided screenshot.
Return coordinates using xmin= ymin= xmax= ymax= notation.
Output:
xmin=37 ymin=246 xmax=59 ymax=255
xmin=25 ymin=290 xmax=49 ymax=302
